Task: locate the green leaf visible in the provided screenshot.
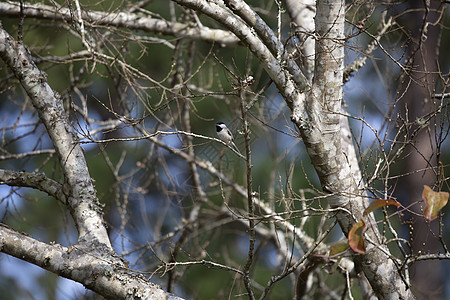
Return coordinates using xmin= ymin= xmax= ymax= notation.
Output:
xmin=422 ymin=185 xmax=449 ymax=221
xmin=363 ymin=199 xmax=401 ymax=217
xmin=348 ymin=220 xmax=366 ymax=254
xmin=329 ymin=239 xmax=349 ymax=257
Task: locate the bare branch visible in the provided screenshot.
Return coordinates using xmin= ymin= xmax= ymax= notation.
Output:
xmin=0 ymin=169 xmax=67 ymax=204
xmin=0 ymin=25 xmax=111 ymax=247
xmin=0 ymin=1 xmax=239 ymax=45
xmin=0 ymin=225 xmax=182 ymax=300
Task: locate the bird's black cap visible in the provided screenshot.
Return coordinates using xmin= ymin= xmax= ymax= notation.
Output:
xmin=215 ymin=122 xmax=224 ymax=132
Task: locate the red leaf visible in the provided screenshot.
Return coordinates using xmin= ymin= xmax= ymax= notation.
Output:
xmin=329 ymin=239 xmax=350 ymax=257
xmin=363 ymin=199 xmax=401 ymax=217
xmin=422 ymin=185 xmax=449 ymax=221
xmin=348 ymin=220 xmax=366 ymax=254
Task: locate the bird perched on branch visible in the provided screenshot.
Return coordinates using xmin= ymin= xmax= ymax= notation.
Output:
xmin=216 ymin=122 xmax=240 ymax=154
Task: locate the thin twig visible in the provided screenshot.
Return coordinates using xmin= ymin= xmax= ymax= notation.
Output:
xmin=240 ymin=80 xmax=256 ymax=300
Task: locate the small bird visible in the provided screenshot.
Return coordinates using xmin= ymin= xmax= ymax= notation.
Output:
xmin=216 ymin=122 xmax=240 ymax=154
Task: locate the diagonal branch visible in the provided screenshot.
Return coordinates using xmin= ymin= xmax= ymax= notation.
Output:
xmin=0 ymin=224 xmax=182 ymax=300
xmin=171 ymin=0 xmax=307 ymax=108
xmin=0 ymin=25 xmax=110 ymax=247
xmin=0 ymin=1 xmax=239 ymax=46
xmin=170 ymin=0 xmax=415 ymax=299
xmin=0 ymin=169 xmax=67 ymax=204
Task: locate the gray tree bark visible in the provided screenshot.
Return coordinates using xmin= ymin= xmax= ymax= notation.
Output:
xmin=0 ymin=0 xmax=428 ymax=298
xmin=171 ymin=0 xmax=415 ymax=298
xmin=0 ymin=25 xmax=182 ymax=300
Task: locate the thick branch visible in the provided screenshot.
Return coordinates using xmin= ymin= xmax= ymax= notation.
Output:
xmin=0 ymin=225 xmax=182 ymax=300
xmin=302 ymin=1 xmax=414 ymax=298
xmin=171 ymin=0 xmax=307 ymax=107
xmin=0 ymin=26 xmax=110 ymax=247
xmin=0 ymin=1 xmax=239 ymax=46
xmin=224 ymin=0 xmax=308 ymax=88
xmin=0 ymin=169 xmax=67 ymax=204
xmin=285 ymin=0 xmax=316 ymax=80
xmin=171 ymin=0 xmax=415 ymax=299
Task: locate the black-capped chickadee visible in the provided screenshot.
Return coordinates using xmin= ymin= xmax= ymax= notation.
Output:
xmin=216 ymin=122 xmax=240 ymax=154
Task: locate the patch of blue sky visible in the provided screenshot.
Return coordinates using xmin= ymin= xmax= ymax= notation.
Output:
xmin=0 ymin=185 xmax=25 ymax=216
xmin=344 ymin=46 xmax=407 ymax=152
xmin=159 ymin=130 xmax=183 ymax=152
xmin=74 ymin=109 xmax=110 ymax=152
xmin=55 ymin=277 xmax=86 ymax=300
xmin=72 ymin=85 xmax=148 ymax=152
xmin=0 ymin=255 xmax=48 ymax=300
xmin=1 ymin=108 xmax=52 ymax=155
xmin=129 ymin=189 xmax=182 ymax=239
xmin=254 ymin=93 xmax=304 ymax=158
xmin=110 ymin=229 xmax=149 ymax=265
